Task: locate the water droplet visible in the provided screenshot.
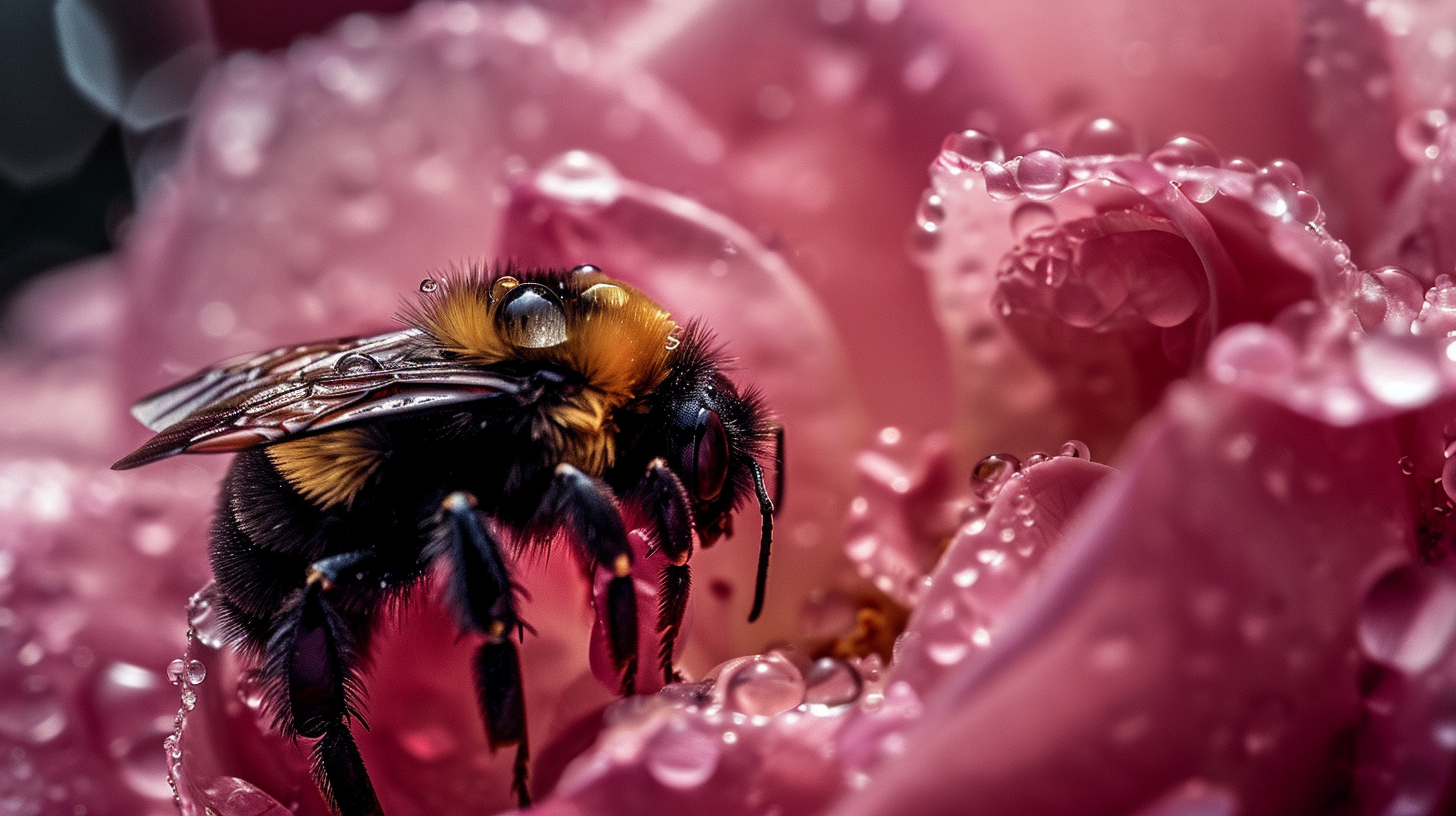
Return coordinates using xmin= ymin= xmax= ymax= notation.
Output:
xmin=181 ymin=689 xmax=196 ymax=710
xmin=184 ymin=660 xmax=206 ymax=685
xmin=333 ymin=352 xmax=381 ymax=376
xmin=1024 ymin=452 xmax=1050 ymax=466
xmin=1400 ymin=456 xmax=1416 ymax=476
xmin=1356 ymin=334 xmax=1440 ymax=409
xmin=725 ymin=656 xmax=805 ymax=717
xmin=1442 ymin=457 xmax=1456 ymax=504
xmin=1293 ymin=190 xmax=1323 ymax=225
xmin=803 ymin=658 xmax=861 ymax=708
xmin=1068 ymin=117 xmax=1135 ymax=156
xmin=981 ymin=161 xmax=1020 ymax=200
xmin=1059 ymin=440 xmax=1090 ymax=459
xmin=1359 ymin=564 xmax=1456 ymax=672
xmin=915 ymin=190 xmax=945 ymax=233
xmin=940 ymin=129 xmax=1004 ymax=169
xmin=535 ymin=150 xmax=622 ymax=206
xmin=1015 ymin=149 xmax=1069 ymax=200
xmin=495 ymin=283 xmax=569 ymax=349
xmin=1010 ymin=202 xmax=1056 ymax=240
xmin=1398 ymin=109 xmax=1449 ymax=163
xmin=1264 ymin=159 xmax=1304 ymax=188
xmin=418 ymin=278 xmax=438 ymax=293
xmin=1253 ymin=170 xmax=1294 ymax=218
xmin=952 ymin=567 xmax=979 ymax=587
xmin=646 ymin=725 xmax=721 ymax=789
xmin=970 ymin=453 xmax=1020 ymax=500
xmin=1357 ymin=266 xmax=1426 ymax=333
xmin=570 ymin=263 xmax=601 ymax=277
xmin=236 ymin=670 xmax=267 ymax=713
xmin=1224 ymin=157 xmax=1257 ymax=173
xmin=187 ymin=585 xmax=228 ymax=649
xmin=1148 ymin=135 xmax=1219 ymax=168
xmin=926 ymin=638 xmax=969 ymax=666
xmin=166 ymin=659 xmax=185 ymax=686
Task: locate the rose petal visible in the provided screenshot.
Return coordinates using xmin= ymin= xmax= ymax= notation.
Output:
xmin=836 ymin=382 xmax=1409 ymax=816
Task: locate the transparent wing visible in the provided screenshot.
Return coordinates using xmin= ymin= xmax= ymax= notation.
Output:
xmin=115 ymin=330 xmax=528 ymax=470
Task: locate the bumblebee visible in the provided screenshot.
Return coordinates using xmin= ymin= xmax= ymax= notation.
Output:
xmin=113 ymin=265 xmax=779 ymax=815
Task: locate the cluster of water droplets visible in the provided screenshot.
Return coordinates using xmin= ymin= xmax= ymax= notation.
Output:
xmin=159 ymin=587 xmax=220 ymax=810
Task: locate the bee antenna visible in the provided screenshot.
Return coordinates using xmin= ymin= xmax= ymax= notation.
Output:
xmin=746 ymin=460 xmax=774 ymax=623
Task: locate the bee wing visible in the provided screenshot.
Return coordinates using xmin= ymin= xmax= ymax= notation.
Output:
xmin=129 ymin=329 xmax=434 ymax=432
xmin=115 ymin=331 xmax=529 ymax=470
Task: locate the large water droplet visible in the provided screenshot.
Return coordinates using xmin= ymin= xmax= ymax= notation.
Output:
xmin=184 ymin=660 xmax=206 ymax=685
xmin=981 ymin=161 xmax=1020 ymax=200
xmin=1359 ymin=564 xmax=1456 ymax=673
xmin=970 ymin=453 xmax=1019 ymax=501
xmin=915 ymin=190 xmax=945 ymax=233
xmin=1059 ymin=440 xmax=1090 ymax=459
xmin=1264 ymin=159 xmax=1304 ymax=188
xmin=1397 ymin=109 xmax=1449 ymax=163
xmin=536 ymin=150 xmax=622 ymax=206
xmin=1148 ymin=135 xmax=1219 ymax=168
xmin=725 ymin=656 xmax=805 ymax=717
xmin=187 ymin=584 xmax=228 ymax=649
xmin=495 ymin=282 xmax=569 ymax=349
xmin=166 ymin=659 xmax=186 ymax=686
xmin=940 ymin=129 xmax=1004 ymax=169
xmin=1356 ymin=334 xmax=1440 ymax=409
xmin=646 ymin=725 xmax=721 ymax=790
xmin=1068 ymin=117 xmax=1135 ymax=157
xmin=1356 ymin=266 xmax=1424 ymax=333
xmin=1252 ymin=169 xmax=1294 ymax=218
xmin=419 ymin=278 xmax=438 ymax=293
xmin=803 ymin=658 xmax=861 ymax=708
xmin=333 ymin=352 xmax=381 ymax=376
xmin=1015 ymin=149 xmax=1069 ymax=200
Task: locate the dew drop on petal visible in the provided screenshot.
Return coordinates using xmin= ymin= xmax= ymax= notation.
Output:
xmin=970 ymin=453 xmax=1020 ymax=501
xmin=981 ymin=161 xmax=1020 ymax=200
xmin=166 ymin=659 xmax=185 ymax=686
xmin=570 ymin=263 xmax=601 ymax=277
xmin=940 ymin=129 xmax=1004 ymax=169
xmin=535 ymin=150 xmax=622 ymax=207
xmin=1010 ymin=202 xmax=1056 ymax=240
xmin=725 ymin=656 xmax=805 ymax=717
xmin=1356 ymin=266 xmax=1424 ymax=333
xmin=1059 ymin=440 xmax=1090 ymax=459
xmin=181 ymin=689 xmax=196 ymax=710
xmin=1293 ymin=190 xmax=1323 ymax=225
xmin=236 ymin=670 xmax=267 ymax=712
xmin=1356 ymin=335 xmax=1440 ymax=409
xmin=1264 ymin=158 xmax=1304 ymax=187
xmin=1068 ymin=117 xmax=1135 ymax=156
xmin=926 ymin=637 xmax=969 ymax=666
xmin=1015 ymin=149 xmax=1069 ymax=200
xmin=1397 ymin=108 xmax=1449 ymax=163
xmin=1252 ymin=171 xmax=1293 ymax=218
xmin=1400 ymin=456 xmax=1416 ymax=476
xmin=915 ymin=190 xmax=945 ymax=233
xmin=1024 ymin=452 xmax=1050 ymax=466
xmin=1443 ymin=457 xmax=1456 ymax=505
xmin=1359 ymin=565 xmax=1456 ymax=673
xmin=803 ymin=658 xmax=861 ymax=708
xmin=1148 ymin=135 xmax=1219 ymax=168
xmin=646 ymin=726 xmax=721 ymax=790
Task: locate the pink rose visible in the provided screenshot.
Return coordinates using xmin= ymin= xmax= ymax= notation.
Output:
xmin=6 ymin=1 xmax=1456 ymax=815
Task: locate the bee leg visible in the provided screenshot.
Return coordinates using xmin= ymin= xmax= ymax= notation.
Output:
xmin=746 ymin=460 xmax=775 ymax=623
xmin=638 ymin=460 xmax=695 ymax=685
xmin=540 ymin=464 xmax=639 ymax=695
xmin=269 ymin=580 xmax=381 ymax=816
xmin=437 ymin=493 xmax=531 ymax=807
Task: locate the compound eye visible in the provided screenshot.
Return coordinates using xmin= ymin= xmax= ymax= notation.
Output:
xmin=690 ymin=408 xmax=729 ymax=502
xmin=495 ymin=282 xmax=568 ymax=348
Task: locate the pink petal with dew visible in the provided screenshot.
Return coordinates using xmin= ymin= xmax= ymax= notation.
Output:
xmin=1299 ymin=0 xmax=1406 ymax=256
xmin=498 ymin=163 xmax=864 ymax=658
xmin=835 ymin=382 xmax=1410 ymax=816
xmin=627 ymin=0 xmax=1031 ymax=437
xmin=890 ymin=455 xmax=1115 ymax=700
xmin=920 ymin=131 xmax=1325 ymax=460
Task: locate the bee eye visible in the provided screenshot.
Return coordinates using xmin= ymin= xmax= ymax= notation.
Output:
xmin=495 ymin=283 xmax=568 ymax=348
xmin=688 ymin=408 xmax=728 ymax=502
